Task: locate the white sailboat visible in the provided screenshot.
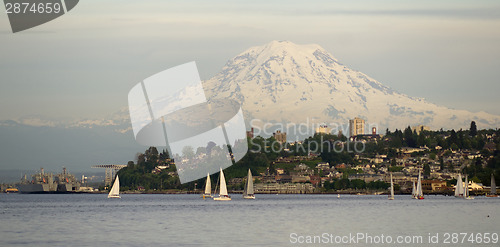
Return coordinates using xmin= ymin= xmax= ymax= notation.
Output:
xmin=243 ymin=169 xmax=255 ymax=199
xmin=464 ymin=175 xmax=474 ymax=200
xmin=415 ymin=170 xmax=424 ymax=200
xmin=411 ymin=181 xmax=417 ymax=199
xmin=202 ymin=173 xmax=212 ymax=199
xmin=213 ymin=167 xmax=231 ymax=201
xmin=486 ymin=174 xmax=498 ymax=197
xmin=388 ymin=173 xmax=394 ymax=200
xmin=108 ymin=175 xmax=120 ymax=198
xmin=454 ymin=174 xmax=464 ymax=198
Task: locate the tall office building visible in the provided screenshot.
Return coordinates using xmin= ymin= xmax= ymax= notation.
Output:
xmin=273 ymin=130 xmax=287 ymax=143
xmin=349 ymin=117 xmax=365 ymax=137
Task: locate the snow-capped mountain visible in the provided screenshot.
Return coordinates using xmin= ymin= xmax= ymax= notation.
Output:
xmin=204 ymin=40 xmax=500 ymax=136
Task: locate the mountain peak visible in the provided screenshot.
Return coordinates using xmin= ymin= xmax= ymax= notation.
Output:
xmin=211 ymin=41 xmax=342 ymax=88
xmin=242 ymin=40 xmax=337 ymax=63
xmin=264 ymin=40 xmax=321 ymax=51
xmin=204 ymin=41 xmax=500 ymax=134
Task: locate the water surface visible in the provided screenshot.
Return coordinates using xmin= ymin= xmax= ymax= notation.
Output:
xmin=1 ymin=194 xmax=498 ymax=246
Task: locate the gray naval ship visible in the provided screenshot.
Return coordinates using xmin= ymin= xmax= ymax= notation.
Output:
xmin=17 ymin=167 xmax=80 ymax=193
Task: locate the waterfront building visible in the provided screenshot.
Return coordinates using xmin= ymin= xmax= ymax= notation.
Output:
xmin=254 ymin=182 xmax=315 ymax=194
xmin=422 ymin=180 xmax=448 ymax=192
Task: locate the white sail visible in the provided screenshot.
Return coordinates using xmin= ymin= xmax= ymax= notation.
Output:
xmin=204 ymin=173 xmax=211 ymax=195
xmin=411 ymin=181 xmax=416 ymax=198
xmin=416 ymin=170 xmax=423 ymax=199
xmin=108 ymin=175 xmax=120 ymax=198
xmin=492 ymin=174 xmax=497 ymax=195
xmin=416 ymin=171 xmax=421 ymax=196
xmin=389 ymin=173 xmax=394 ymax=200
xmin=455 ymin=174 xmax=464 ymax=197
xmin=247 ymin=169 xmax=254 ymax=195
xmin=243 ymin=169 xmax=255 ymax=199
xmin=464 ymin=175 xmax=474 ymax=199
xmin=464 ymin=175 xmax=469 ymax=197
xmin=213 ymin=168 xmax=231 ymax=201
xmin=219 ymin=167 xmax=228 ymax=196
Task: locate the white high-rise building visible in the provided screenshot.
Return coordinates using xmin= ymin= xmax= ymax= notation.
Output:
xmin=315 ymin=125 xmax=332 ymax=135
xmin=349 ymin=117 xmax=365 ymax=137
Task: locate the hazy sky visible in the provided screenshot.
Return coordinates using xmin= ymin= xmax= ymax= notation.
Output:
xmin=1 ymin=0 xmax=500 ymax=121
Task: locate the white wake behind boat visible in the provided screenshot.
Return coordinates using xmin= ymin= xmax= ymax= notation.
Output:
xmin=108 ymin=175 xmax=120 ymax=198
xmin=214 ymin=167 xmax=231 ymax=201
xmin=243 ymin=169 xmax=255 ymax=199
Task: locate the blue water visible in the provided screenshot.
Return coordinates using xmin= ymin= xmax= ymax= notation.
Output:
xmin=1 ymin=194 xmax=499 ymax=246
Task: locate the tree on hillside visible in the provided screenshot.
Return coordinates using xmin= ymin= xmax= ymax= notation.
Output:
xmin=423 ymin=164 xmax=431 ymax=177
xmin=404 ymin=126 xmax=416 ymax=147
xmin=470 ymin=121 xmax=477 ymax=137
xmin=448 ymin=129 xmax=458 ymax=148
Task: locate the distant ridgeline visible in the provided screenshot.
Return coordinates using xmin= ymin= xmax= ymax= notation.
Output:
xmin=117 ymin=124 xmax=500 ymax=193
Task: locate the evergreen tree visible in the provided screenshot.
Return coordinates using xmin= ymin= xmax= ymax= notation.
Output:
xmin=423 ymin=164 xmax=431 ymax=176
xmin=448 ymin=129 xmax=458 ymax=147
xmin=458 ymin=130 xmax=465 ymax=149
xmin=417 ymin=131 xmax=426 ymax=147
xmin=470 ymin=121 xmax=477 ymax=137
xmin=404 ymin=126 xmax=416 ymax=147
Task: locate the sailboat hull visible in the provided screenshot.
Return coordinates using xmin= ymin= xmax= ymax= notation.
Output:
xmin=213 ymin=196 xmax=231 ymax=201
xmin=108 ymin=195 xmax=120 ymax=198
xmin=243 ymin=195 xmax=255 ymax=199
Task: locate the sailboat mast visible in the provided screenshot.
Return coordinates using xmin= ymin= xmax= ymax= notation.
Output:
xmin=412 ymin=181 xmax=416 ymax=198
xmin=465 ymin=175 xmax=468 ymax=197
xmin=389 ymin=173 xmax=394 ymax=199
xmin=391 ymin=174 xmax=394 ymax=193
xmin=213 ymin=172 xmax=220 ymax=195
xmin=492 ymin=174 xmax=497 ymax=195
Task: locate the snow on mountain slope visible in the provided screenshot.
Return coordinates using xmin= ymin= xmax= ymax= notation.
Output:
xmin=204 ymin=40 xmax=500 ymax=135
